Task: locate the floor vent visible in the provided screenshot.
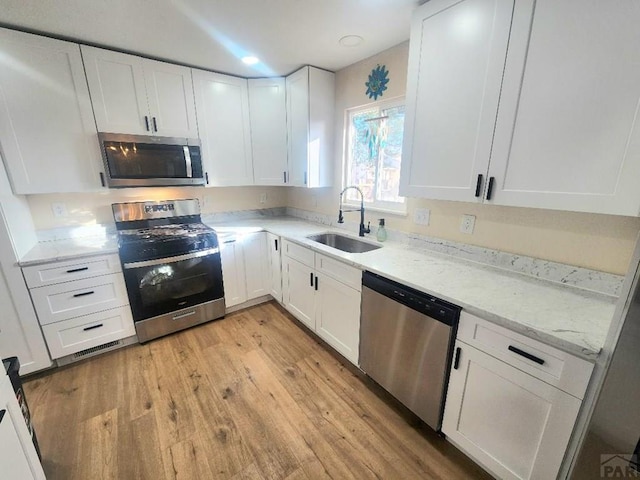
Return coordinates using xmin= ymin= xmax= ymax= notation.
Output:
xmin=74 ymin=340 xmax=121 ymax=358
xmin=55 ymin=335 xmax=138 ymax=367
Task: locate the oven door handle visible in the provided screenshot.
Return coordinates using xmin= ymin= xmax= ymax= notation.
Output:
xmin=123 ymin=247 xmax=220 ymax=269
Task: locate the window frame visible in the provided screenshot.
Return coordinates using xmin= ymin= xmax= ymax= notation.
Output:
xmin=342 ymin=96 xmax=407 ymax=216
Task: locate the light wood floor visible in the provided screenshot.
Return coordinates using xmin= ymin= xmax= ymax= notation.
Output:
xmin=24 ymin=301 xmax=490 ymax=479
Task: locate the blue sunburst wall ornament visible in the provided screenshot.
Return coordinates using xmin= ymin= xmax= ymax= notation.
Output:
xmin=365 ymin=64 xmax=389 ymax=100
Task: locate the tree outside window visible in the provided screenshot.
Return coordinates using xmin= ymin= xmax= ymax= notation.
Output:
xmin=344 ymin=98 xmax=406 ymax=213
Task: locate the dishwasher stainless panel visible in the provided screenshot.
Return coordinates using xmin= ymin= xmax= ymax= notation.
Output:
xmin=359 ymin=272 xmax=460 ymax=431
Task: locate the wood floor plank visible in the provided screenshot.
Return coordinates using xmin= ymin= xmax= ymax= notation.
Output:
xmin=24 ymin=300 xmax=490 ymax=480
xmin=74 ymin=408 xmax=118 ymax=480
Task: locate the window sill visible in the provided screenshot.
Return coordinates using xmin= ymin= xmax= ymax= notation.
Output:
xmin=342 ymin=203 xmax=408 ymax=217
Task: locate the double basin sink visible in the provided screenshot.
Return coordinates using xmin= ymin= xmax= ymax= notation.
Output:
xmin=306 ymin=233 xmax=381 ymax=253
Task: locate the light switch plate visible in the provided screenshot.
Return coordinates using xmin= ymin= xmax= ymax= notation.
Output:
xmin=460 ymin=214 xmax=476 ymax=234
xmin=51 ymin=202 xmax=68 ymax=217
xmin=414 ymin=208 xmax=430 ymax=226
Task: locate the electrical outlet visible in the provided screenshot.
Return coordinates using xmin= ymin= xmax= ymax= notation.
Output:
xmin=413 ymin=208 xmax=430 ymax=226
xmin=460 ymin=214 xmax=476 ymax=234
xmin=203 ymin=196 xmax=213 ymax=209
xmin=51 ymin=202 xmax=68 ymax=217
xmin=311 ymin=195 xmax=317 ymax=208
xmin=259 ymin=193 xmax=267 ymax=204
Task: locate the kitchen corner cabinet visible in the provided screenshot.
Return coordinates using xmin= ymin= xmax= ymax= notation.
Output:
xmin=286 ymin=66 xmax=335 ymax=188
xmin=401 ymin=0 xmax=640 ymax=216
xmin=220 ymin=232 xmax=270 ymax=308
xmin=267 ymin=233 xmax=283 ymax=302
xmin=0 ymin=375 xmax=45 ymax=480
xmin=442 ymin=313 xmax=594 ymax=480
xmin=192 ymin=70 xmax=254 ymax=186
xmin=0 ymin=28 xmax=102 ymax=194
xmin=249 ymin=78 xmax=288 ymax=186
xmin=281 ymin=240 xmax=360 ymax=365
xmin=82 ymin=46 xmax=198 ymax=138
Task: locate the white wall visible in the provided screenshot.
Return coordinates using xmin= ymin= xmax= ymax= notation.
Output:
xmin=26 ymin=185 xmax=287 ymax=230
xmin=288 ymin=42 xmax=640 ymax=275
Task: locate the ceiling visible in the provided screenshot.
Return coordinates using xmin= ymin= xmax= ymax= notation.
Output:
xmin=0 ymin=0 xmax=418 ymax=77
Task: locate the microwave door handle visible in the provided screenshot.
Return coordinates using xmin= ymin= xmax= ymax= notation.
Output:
xmin=123 ymin=247 xmax=219 ymax=269
xmin=184 ymin=146 xmax=193 ymax=178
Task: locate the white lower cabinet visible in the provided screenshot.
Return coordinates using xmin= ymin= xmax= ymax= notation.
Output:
xmin=282 ymin=240 xmax=361 ymax=365
xmin=0 ymin=374 xmax=45 ymax=479
xmin=220 ymin=232 xmax=270 ymax=309
xmin=267 ymin=233 xmax=283 ymax=302
xmin=23 ymin=254 xmax=135 ymax=360
xmin=442 ymin=313 xmax=593 ymax=480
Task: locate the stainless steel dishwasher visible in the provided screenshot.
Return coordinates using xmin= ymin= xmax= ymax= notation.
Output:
xmin=359 ymin=271 xmax=460 ymax=431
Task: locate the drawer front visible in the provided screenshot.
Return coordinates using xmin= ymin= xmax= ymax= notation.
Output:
xmin=23 ymin=254 xmax=122 ymax=288
xmin=42 ymin=306 xmax=136 ymax=359
xmin=315 ymin=253 xmax=362 ymax=291
xmin=282 ymin=239 xmax=315 ymax=267
xmin=457 ymin=311 xmax=594 ymax=398
xmin=31 ymin=273 xmax=129 ymax=325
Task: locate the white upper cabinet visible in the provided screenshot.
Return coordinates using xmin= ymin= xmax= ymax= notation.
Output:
xmin=193 ymin=70 xmax=254 ymax=186
xmin=249 ymin=78 xmax=288 ymax=185
xmin=286 ymin=66 xmax=335 ymax=188
xmin=400 ymin=0 xmax=513 ymax=202
xmin=487 ymin=0 xmax=640 ymax=215
xmin=0 ymin=28 xmax=102 ymax=194
xmin=82 ymin=46 xmax=198 ymax=138
xmin=401 ymin=0 xmax=640 ymax=216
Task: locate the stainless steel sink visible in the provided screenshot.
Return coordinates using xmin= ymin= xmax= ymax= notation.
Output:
xmin=306 ymin=233 xmax=382 ymax=253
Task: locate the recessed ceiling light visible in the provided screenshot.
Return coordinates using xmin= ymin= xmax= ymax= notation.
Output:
xmin=339 ymin=35 xmax=364 ymax=47
xmin=241 ymin=56 xmax=260 ymax=65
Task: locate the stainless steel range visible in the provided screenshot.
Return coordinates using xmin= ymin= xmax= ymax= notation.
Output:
xmin=113 ymin=199 xmax=225 ymax=343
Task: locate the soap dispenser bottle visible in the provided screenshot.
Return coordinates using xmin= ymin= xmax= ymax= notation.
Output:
xmin=376 ymin=218 xmax=387 ymax=242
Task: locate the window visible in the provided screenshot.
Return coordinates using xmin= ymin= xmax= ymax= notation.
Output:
xmin=344 ymin=98 xmax=406 ymax=214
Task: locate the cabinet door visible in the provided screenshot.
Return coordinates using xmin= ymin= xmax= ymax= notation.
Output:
xmin=243 ymin=232 xmax=270 ymax=300
xmin=81 ymin=45 xmax=150 ymax=135
xmin=442 ymin=342 xmax=582 ymax=480
xmin=399 ymin=0 xmax=513 ymax=202
xmin=143 ymin=59 xmax=198 ymax=138
xmin=286 ymin=67 xmax=309 ymax=187
xmin=0 ymin=375 xmax=45 ymax=479
xmin=282 ymin=256 xmax=315 ymax=330
xmin=0 ymin=30 xmax=102 ymax=194
xmin=488 ymin=0 xmax=640 ymax=215
xmin=193 ymin=70 xmax=253 ymax=186
xmin=220 ymin=239 xmax=247 ymax=308
xmin=266 ymin=233 xmax=282 ymax=302
xmin=315 ymin=272 xmax=360 ymax=365
xmin=249 ymin=78 xmax=288 ymax=185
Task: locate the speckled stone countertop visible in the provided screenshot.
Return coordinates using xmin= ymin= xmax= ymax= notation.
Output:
xmin=212 ymin=218 xmax=616 ymax=360
xmin=19 ymin=217 xmax=617 ymax=360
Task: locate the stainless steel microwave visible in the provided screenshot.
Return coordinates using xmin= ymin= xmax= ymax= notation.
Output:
xmin=98 ymin=133 xmax=204 ymax=188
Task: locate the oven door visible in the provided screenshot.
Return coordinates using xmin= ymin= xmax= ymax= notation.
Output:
xmin=122 ymin=248 xmax=224 ymax=322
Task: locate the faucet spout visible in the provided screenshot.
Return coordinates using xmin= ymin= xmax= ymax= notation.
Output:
xmin=338 ymin=186 xmax=371 ymax=237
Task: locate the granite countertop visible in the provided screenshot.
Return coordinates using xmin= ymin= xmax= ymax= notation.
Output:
xmin=18 ymin=217 xmax=618 ymax=360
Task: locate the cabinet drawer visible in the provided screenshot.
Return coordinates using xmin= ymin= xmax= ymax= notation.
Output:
xmin=315 ymin=253 xmax=362 ymax=291
xmin=30 ymin=273 xmax=129 ymax=326
xmin=457 ymin=312 xmax=593 ymax=398
xmin=282 ymin=239 xmax=314 ymax=267
xmin=42 ymin=306 xmax=136 ymax=359
xmin=23 ymin=254 xmax=122 ymax=288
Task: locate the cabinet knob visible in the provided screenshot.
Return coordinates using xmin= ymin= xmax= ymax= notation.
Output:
xmin=486 ymin=177 xmax=495 ymax=200
xmin=144 ymin=116 xmax=150 ymax=131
